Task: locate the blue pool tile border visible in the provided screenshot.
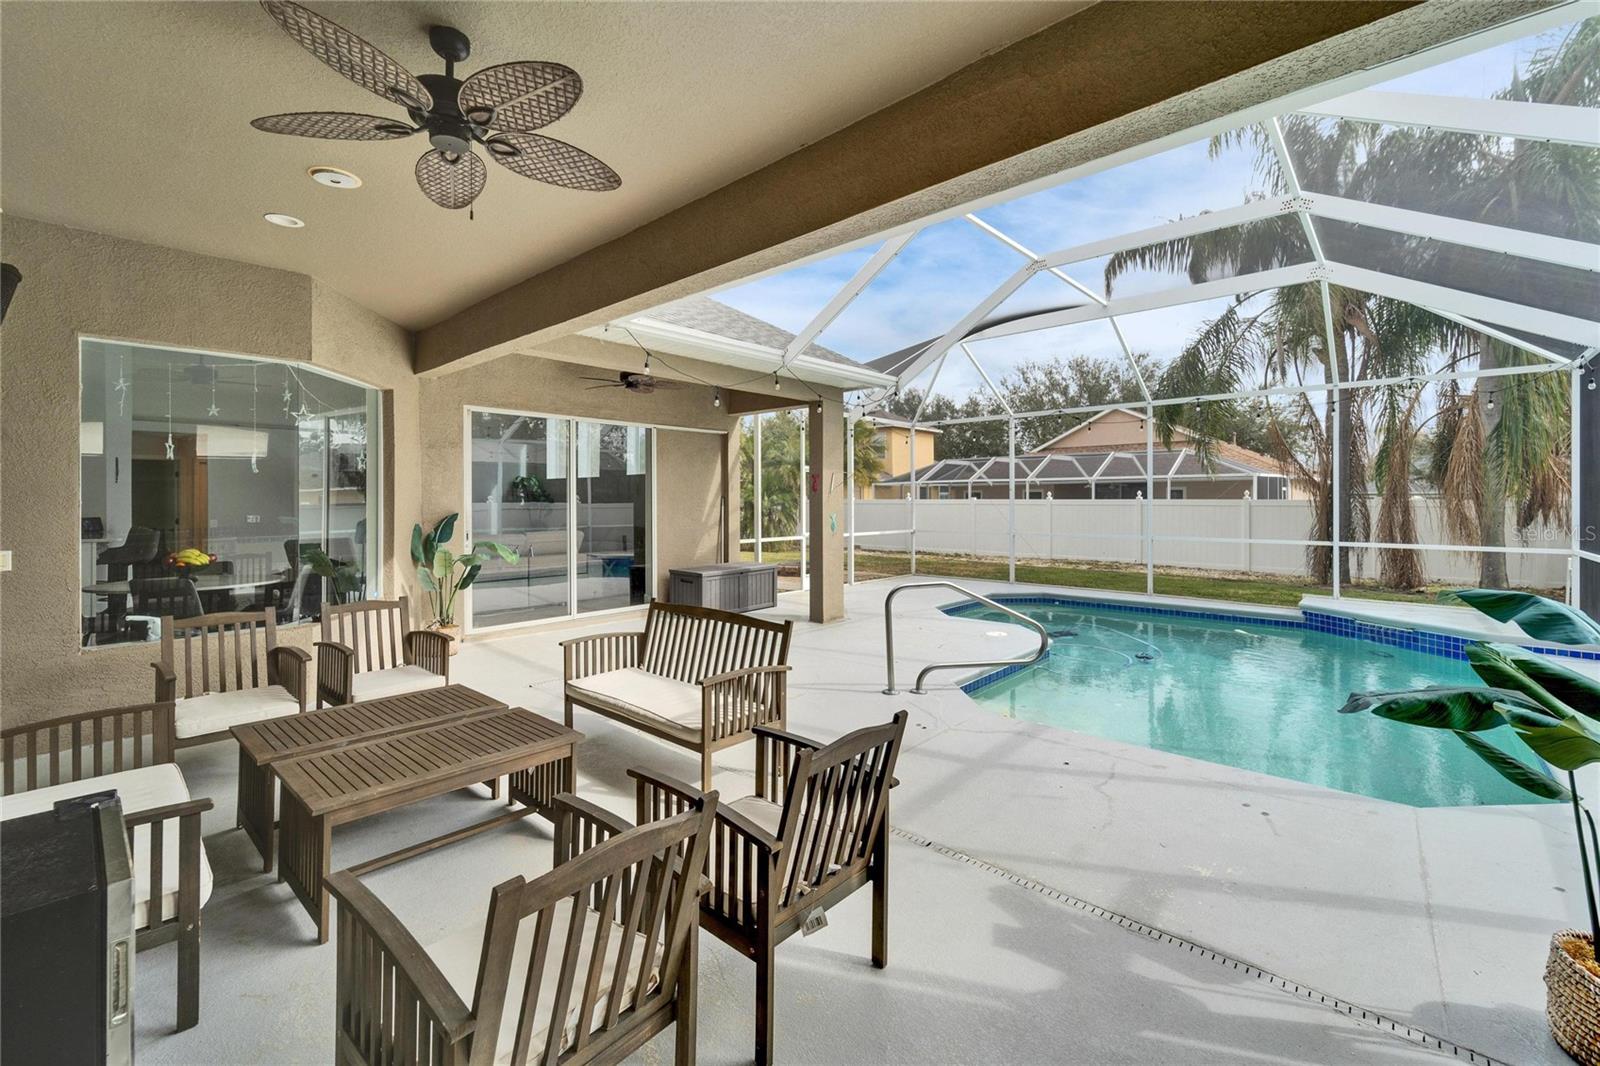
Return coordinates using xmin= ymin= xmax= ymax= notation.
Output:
xmin=948 ymin=594 xmax=1600 ymax=693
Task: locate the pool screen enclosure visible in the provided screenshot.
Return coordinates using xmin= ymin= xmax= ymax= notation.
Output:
xmin=626 ymin=5 xmax=1599 ymax=611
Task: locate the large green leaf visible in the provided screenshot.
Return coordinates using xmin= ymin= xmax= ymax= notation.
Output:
xmin=1452 ymin=730 xmax=1571 ymax=801
xmin=1483 ymin=643 xmax=1600 ymax=721
xmin=417 ymin=567 xmax=439 ymax=592
xmin=431 ymin=513 xmax=458 ymax=549
xmin=458 ymin=563 xmax=483 ymax=590
xmin=472 ymin=540 xmax=519 ymax=565
xmin=410 ymin=524 xmax=426 ymax=569
xmin=432 ymin=548 xmax=456 ymax=586
xmin=1467 ymin=643 xmax=1577 ymax=720
xmin=1339 ymin=686 xmax=1542 ymax=730
xmin=1442 ymin=589 xmax=1600 ymax=646
xmin=1513 ymin=716 xmax=1600 ymax=771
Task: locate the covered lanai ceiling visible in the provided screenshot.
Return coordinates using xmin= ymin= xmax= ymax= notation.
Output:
xmin=0 ymin=0 xmax=1082 ymax=331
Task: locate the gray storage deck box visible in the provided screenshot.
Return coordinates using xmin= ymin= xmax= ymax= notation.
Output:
xmin=668 ymin=563 xmax=778 ymax=612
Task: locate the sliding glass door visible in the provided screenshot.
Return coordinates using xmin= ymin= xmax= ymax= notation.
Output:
xmin=466 ymin=409 xmax=651 ymax=631
xmin=575 ymin=422 xmax=650 ymax=614
xmin=467 ymin=412 xmax=571 ymax=627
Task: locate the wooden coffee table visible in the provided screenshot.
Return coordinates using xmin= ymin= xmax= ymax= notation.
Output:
xmin=273 ymin=706 xmax=580 ymax=942
xmin=231 ymin=684 xmax=506 ymax=872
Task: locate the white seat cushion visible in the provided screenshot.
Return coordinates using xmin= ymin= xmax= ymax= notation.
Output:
xmin=174 ymin=685 xmax=299 ymax=739
xmin=726 ymin=794 xmax=783 ymax=837
xmin=566 ymin=668 xmax=703 ymax=741
xmin=0 ymin=764 xmax=214 ymax=928
xmin=350 ymin=665 xmax=446 ymax=703
xmin=430 ymin=898 xmax=658 ymax=1064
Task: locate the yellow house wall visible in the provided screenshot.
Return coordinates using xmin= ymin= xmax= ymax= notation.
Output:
xmin=860 ymin=426 xmax=939 ymax=497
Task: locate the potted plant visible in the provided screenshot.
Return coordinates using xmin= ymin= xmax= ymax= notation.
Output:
xmin=410 ymin=513 xmax=518 ymax=654
xmin=1339 ymin=589 xmax=1600 ymax=1063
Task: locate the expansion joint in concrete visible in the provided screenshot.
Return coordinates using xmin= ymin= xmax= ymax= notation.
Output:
xmin=889 ymin=826 xmax=1511 ymax=1066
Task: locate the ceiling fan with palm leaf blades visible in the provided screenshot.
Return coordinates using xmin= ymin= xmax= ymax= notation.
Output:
xmin=249 ymin=0 xmax=620 ymax=212
xmin=580 ymin=371 xmax=684 ymax=395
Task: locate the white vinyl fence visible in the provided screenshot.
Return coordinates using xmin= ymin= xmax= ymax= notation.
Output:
xmin=851 ymin=498 xmax=1570 ymax=588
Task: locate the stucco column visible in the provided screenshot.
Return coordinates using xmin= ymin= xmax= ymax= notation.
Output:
xmin=807 ymin=398 xmax=845 ymax=622
xmin=722 ymin=426 xmax=741 ymax=562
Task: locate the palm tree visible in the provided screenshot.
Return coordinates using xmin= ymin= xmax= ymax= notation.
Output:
xmin=1102 ymin=19 xmax=1590 ymax=588
xmin=853 ymin=417 xmax=887 ymax=487
xmin=1104 ymin=227 xmax=1437 ymax=584
xmin=1357 ymin=19 xmax=1594 ymax=585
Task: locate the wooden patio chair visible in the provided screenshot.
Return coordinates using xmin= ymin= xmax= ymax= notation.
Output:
xmin=152 ymin=608 xmax=308 ymax=749
xmin=563 ymin=601 xmax=792 ymax=791
xmin=315 ymin=596 xmax=450 ymax=707
xmin=326 ymin=785 xmax=717 ymax=1066
xmin=632 ymin=711 xmax=907 ymax=1066
xmin=131 ymin=575 xmax=204 ymax=619
xmin=1 ymin=702 xmax=214 ymax=1030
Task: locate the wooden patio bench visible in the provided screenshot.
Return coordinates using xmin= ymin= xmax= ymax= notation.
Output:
xmin=562 ymin=601 xmax=793 ymax=790
xmin=315 ymin=596 xmax=450 ymax=707
xmin=326 ymin=784 xmax=717 ymax=1066
xmin=152 ymin=607 xmax=309 ymax=750
xmin=632 ymin=711 xmax=907 ymax=1066
xmin=1 ymin=701 xmax=214 ymax=1031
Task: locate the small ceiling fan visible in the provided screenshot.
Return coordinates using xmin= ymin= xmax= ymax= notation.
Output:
xmin=581 ymin=371 xmax=683 ymax=395
xmin=249 ymin=0 xmax=620 ymax=211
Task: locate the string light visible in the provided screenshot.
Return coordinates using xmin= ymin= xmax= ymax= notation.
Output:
xmin=250 ymin=364 xmax=260 ymax=474
xmin=712 ymin=388 xmax=721 ymax=408
xmin=113 ymin=349 xmax=129 ymax=416
xmin=164 ymin=363 xmax=175 ymax=461
xmin=773 ymin=372 xmax=782 ymax=391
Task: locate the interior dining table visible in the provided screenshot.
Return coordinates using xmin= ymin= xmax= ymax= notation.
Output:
xmin=84 ymin=571 xmax=293 ymax=598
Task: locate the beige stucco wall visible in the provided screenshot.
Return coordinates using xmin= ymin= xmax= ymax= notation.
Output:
xmin=655 ymin=429 xmax=731 ymax=597
xmin=0 ymin=216 xmax=851 ymax=726
xmin=415 ymin=350 xmax=740 ymax=612
xmin=0 ymin=215 xmax=420 ymax=726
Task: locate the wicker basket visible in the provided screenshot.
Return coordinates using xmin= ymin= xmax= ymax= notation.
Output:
xmin=1548 ymin=931 xmax=1600 ymax=1064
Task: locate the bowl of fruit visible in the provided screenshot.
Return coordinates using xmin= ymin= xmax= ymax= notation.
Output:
xmin=166 ymin=547 xmax=219 ymax=574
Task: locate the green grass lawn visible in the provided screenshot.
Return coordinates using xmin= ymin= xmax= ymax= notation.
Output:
xmin=746 ymin=548 xmax=1454 ymax=609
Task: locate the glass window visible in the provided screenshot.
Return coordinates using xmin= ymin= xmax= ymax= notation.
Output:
xmin=79 ymin=339 xmax=381 ymax=646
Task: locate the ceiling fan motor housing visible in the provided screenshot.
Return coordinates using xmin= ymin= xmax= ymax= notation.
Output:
xmin=416 ymin=73 xmax=478 ymax=155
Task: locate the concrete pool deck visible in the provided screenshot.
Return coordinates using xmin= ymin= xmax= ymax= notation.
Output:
xmin=133 ymin=574 xmax=1588 ymax=1064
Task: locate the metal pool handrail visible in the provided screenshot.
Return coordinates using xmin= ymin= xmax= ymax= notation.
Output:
xmin=883 ymin=581 xmax=1051 ymax=694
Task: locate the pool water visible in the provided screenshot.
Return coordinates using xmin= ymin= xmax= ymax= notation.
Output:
xmin=956 ymin=600 xmax=1547 ymax=807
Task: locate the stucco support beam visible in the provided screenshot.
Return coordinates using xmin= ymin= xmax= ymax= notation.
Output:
xmin=808 ymin=397 xmax=847 ymax=622
xmin=414 ymin=0 xmax=1462 ymax=375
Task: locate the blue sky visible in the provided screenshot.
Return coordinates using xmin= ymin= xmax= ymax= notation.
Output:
xmin=707 ymin=16 xmax=1583 ymax=406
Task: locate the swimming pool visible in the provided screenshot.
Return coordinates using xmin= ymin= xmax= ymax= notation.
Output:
xmin=951 ymin=597 xmax=1548 ymax=807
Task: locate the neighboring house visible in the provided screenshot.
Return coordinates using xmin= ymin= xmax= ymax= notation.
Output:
xmin=872 ymin=407 xmax=1297 ymax=501
xmin=858 ymin=416 xmax=940 ymax=498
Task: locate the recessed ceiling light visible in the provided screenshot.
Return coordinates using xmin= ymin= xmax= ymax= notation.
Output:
xmin=308 ymin=166 xmax=361 ymax=189
xmin=263 ymin=213 xmax=305 ymax=229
